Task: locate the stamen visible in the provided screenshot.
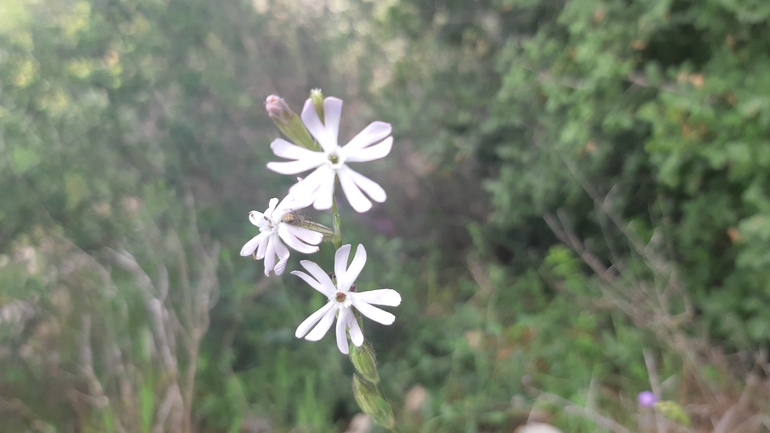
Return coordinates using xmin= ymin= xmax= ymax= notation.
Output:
xmin=335 ymin=292 xmax=347 ymax=302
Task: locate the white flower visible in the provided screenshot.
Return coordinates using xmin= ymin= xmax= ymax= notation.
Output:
xmin=240 ymin=194 xmax=323 ymax=276
xmin=266 ymin=97 xmax=393 ymax=213
xmin=293 ymin=244 xmax=401 ymax=354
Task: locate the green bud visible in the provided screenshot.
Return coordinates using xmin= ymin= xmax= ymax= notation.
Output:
xmin=350 ymin=341 xmax=380 ymax=384
xmin=309 ymin=88 xmax=325 ymax=124
xmin=352 ymin=374 xmax=395 ymax=429
xmin=264 ymin=95 xmax=319 ymax=151
xmin=655 ymin=401 xmax=691 ymax=426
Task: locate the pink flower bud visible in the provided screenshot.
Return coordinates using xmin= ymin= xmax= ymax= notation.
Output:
xmin=265 ymin=95 xmax=290 ymax=119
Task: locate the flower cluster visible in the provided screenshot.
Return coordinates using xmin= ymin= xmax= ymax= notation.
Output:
xmin=241 ymin=93 xmax=401 ymax=354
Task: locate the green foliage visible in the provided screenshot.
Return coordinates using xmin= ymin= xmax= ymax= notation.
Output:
xmin=375 ymin=0 xmax=770 ymax=430
xmin=2 ymin=0 xmax=769 ymax=431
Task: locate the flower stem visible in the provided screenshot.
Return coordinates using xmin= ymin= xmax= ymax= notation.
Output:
xmin=331 ymin=193 xmax=342 ymax=250
xmin=326 ymin=146 xmax=397 ymax=433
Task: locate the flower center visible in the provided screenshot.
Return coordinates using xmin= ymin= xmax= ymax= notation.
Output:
xmin=327 ymin=151 xmax=346 ymax=169
xmin=335 ymin=292 xmax=347 ymax=302
xmin=259 ymin=213 xmax=280 ymax=233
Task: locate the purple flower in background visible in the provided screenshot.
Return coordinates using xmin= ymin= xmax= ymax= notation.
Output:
xmin=638 ymin=391 xmax=657 ymax=408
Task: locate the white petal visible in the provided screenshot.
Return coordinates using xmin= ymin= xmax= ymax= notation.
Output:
xmin=336 ymin=308 xmax=351 ymax=354
xmin=295 ymin=302 xmax=334 ymax=338
xmin=339 ymin=244 xmax=367 ymax=291
xmin=348 ymin=314 xmax=364 ymax=347
xmin=338 ymin=169 xmax=372 ymax=213
xmin=271 ymin=138 xmax=321 ymax=160
xmin=298 ymin=260 xmax=337 ymax=295
xmin=248 ymin=211 xmax=267 ymax=227
xmin=334 ymin=244 xmax=352 ymax=284
xmin=291 ymin=270 xmax=332 ymax=296
xmin=352 ymin=289 xmax=401 ymax=307
xmin=255 ymin=231 xmax=270 ymax=259
xmin=345 ymin=136 xmax=393 ymax=163
xmin=352 ymin=300 xmax=395 ymax=325
xmin=267 ymin=157 xmax=324 ymax=175
xmin=274 ymin=259 xmax=288 ymax=276
xmin=311 ymin=167 xmax=336 ymax=210
xmin=344 ymin=121 xmax=392 ymax=153
xmin=342 ymin=166 xmax=386 ymax=203
xmin=301 ymin=99 xmax=336 ymax=153
xmin=273 ymin=238 xmax=290 ymax=275
xmin=278 ymin=225 xmax=320 ymax=254
xmin=304 ymin=307 xmax=337 ymax=341
xmin=263 ymin=237 xmax=276 ymax=276
xmin=282 ymin=224 xmax=323 ymax=245
xmin=240 ymin=233 xmax=265 ymax=257
xmin=323 ymin=97 xmax=343 ymax=144
xmin=266 ymin=198 xmax=279 ymax=215
xmin=289 ymin=167 xmax=327 ymax=202
xmin=275 ymin=193 xmax=314 ymax=217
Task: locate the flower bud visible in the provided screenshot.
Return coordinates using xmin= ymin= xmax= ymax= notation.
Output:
xmin=350 ymin=341 xmax=380 ymax=384
xmin=265 ymin=95 xmax=291 ymax=119
xmin=264 ymin=95 xmax=318 ymax=151
xmin=352 ymin=374 xmax=395 ymax=429
xmin=309 ymin=88 xmax=325 ymax=123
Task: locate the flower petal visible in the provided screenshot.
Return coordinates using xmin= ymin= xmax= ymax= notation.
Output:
xmin=304 ymin=306 xmax=337 ymax=341
xmin=273 ymin=237 xmax=290 ymax=275
xmin=348 ymin=313 xmax=364 ymax=347
xmin=312 ymin=168 xmax=336 ymax=210
xmin=240 ymin=233 xmax=266 ymax=257
xmin=334 ymin=244 xmax=352 ymax=285
xmin=255 ymin=231 xmax=270 ymax=259
xmin=301 ymin=99 xmax=336 ymax=153
xmin=338 ymin=168 xmax=372 ymax=213
xmin=275 ymin=193 xmax=314 ymax=218
xmin=341 ymin=166 xmax=386 ymax=203
xmin=271 ymin=138 xmax=321 ymax=160
xmin=352 ymin=289 xmax=401 ymax=307
xmin=345 ymin=136 xmax=393 ymax=163
xmin=298 ymin=260 xmax=336 ymax=295
xmin=267 ymin=157 xmax=324 ymax=175
xmin=339 ymin=244 xmax=366 ymax=292
xmin=343 ymin=121 xmax=392 ymax=153
xmin=291 ymin=270 xmax=331 ymax=296
xmin=289 ymin=166 xmax=327 ymax=203
xmin=282 ymin=224 xmax=323 ymax=245
xmin=266 ymin=198 xmax=279 ymax=215
xmin=323 ymin=97 xmax=343 ymax=144
xmin=248 ymin=211 xmax=268 ymax=228
xmin=295 ymin=302 xmax=334 ymax=338
xmin=351 ymin=299 xmax=396 ymax=325
xmin=278 ymin=225 xmax=320 ymax=254
xmin=263 ymin=237 xmax=276 ymax=276
xmin=336 ymin=308 xmax=351 ymax=354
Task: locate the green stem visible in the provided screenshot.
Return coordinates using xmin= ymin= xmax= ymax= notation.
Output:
xmin=331 ymin=192 xmax=342 ymax=250
xmin=332 ymin=187 xmax=399 ymax=431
